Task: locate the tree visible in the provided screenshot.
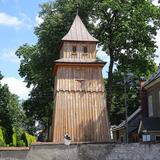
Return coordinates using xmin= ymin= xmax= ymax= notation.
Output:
xmin=16 ymin=0 xmax=160 ymax=133
xmin=0 ymin=72 xmax=26 ymax=143
xmin=95 ymin=0 xmax=160 ymax=114
xmin=105 ymin=70 xmax=140 ymax=125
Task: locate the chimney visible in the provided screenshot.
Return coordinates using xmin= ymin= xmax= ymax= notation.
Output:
xmin=139 ymin=77 xmax=146 ymax=89
xmin=139 ymin=77 xmax=148 ymax=118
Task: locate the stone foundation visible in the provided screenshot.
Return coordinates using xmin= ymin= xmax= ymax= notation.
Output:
xmin=0 ymin=143 xmax=160 ymax=160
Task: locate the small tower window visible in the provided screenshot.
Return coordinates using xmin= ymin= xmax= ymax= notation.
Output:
xmin=83 ymin=46 xmax=88 ymax=53
xmin=72 ymin=46 xmax=77 ymax=53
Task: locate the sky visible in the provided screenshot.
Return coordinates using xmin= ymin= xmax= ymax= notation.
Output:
xmin=0 ymin=0 xmax=48 ymax=99
xmin=0 ymin=0 xmax=160 ymax=100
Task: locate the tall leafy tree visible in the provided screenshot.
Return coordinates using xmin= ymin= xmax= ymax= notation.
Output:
xmin=0 ymin=72 xmax=26 ymax=143
xmin=106 ymin=70 xmax=140 ymax=125
xmin=95 ymin=0 xmax=160 ymax=114
xmin=16 ymin=0 xmax=160 ymax=134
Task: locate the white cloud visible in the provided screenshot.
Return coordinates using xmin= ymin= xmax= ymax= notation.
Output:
xmin=1 ymin=77 xmax=32 ymax=100
xmin=0 ymin=12 xmax=32 ymax=29
xmin=154 ymin=30 xmax=160 ymax=65
xmin=0 ymin=48 xmax=20 ymax=64
xmin=0 ymin=12 xmax=22 ymax=27
xmin=152 ymin=0 xmax=160 ymax=6
xmin=35 ymin=15 xmax=44 ymax=26
xmin=155 ymin=49 xmax=160 ymax=65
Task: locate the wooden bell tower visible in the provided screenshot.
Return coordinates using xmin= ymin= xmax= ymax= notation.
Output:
xmin=51 ymin=15 xmax=110 ymax=143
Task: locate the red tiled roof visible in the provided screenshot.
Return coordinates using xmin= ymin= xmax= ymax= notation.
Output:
xmin=62 ymin=15 xmax=98 ymax=42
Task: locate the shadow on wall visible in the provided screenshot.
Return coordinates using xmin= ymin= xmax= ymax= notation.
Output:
xmin=73 ymin=107 xmax=110 ymax=143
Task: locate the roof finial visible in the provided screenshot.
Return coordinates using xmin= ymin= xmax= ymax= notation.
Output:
xmin=76 ymin=4 xmax=79 ymax=15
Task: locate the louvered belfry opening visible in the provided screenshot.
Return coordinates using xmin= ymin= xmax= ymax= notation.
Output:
xmin=51 ymin=15 xmax=110 ymax=143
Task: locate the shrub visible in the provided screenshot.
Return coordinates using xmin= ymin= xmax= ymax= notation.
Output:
xmin=0 ymin=127 xmax=36 ymax=147
xmin=0 ymin=127 xmax=6 ymax=146
xmin=12 ymin=128 xmax=17 ymax=146
xmin=17 ymin=140 xmax=26 ymax=147
xmin=22 ymin=132 xmax=36 ymax=146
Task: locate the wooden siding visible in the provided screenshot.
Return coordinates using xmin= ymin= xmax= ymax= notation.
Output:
xmin=52 ymin=91 xmax=110 ymax=143
xmin=51 ymin=65 xmax=110 ymax=143
xmin=56 ymin=66 xmax=105 ymax=92
xmin=60 ymin=42 xmax=96 ymax=59
xmin=147 ymin=83 xmax=160 ymax=117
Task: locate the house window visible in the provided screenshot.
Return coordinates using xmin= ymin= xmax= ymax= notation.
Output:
xmin=156 ymin=136 xmax=160 ymax=142
xmin=72 ymin=46 xmax=77 ymax=53
xmin=148 ymin=95 xmax=153 ymax=117
xmin=83 ymin=46 xmax=88 ymax=53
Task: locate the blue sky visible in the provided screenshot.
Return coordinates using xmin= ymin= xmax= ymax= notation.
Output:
xmin=0 ymin=0 xmax=49 ymax=78
xmin=0 ymin=0 xmax=49 ymax=99
xmin=0 ymin=0 xmax=160 ymax=99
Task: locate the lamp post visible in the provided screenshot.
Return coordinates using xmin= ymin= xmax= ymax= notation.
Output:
xmin=64 ymin=134 xmax=71 ymax=160
xmin=123 ymin=74 xmax=128 ymax=143
xmin=122 ymin=72 xmax=140 ymax=143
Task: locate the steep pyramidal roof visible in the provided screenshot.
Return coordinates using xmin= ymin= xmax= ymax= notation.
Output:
xmin=62 ymin=15 xmax=98 ymax=42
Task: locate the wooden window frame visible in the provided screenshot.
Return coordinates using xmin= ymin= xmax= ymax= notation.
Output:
xmin=82 ymin=46 xmax=88 ymax=56
xmin=72 ymin=46 xmax=77 ymax=53
xmin=148 ymin=95 xmax=153 ymax=117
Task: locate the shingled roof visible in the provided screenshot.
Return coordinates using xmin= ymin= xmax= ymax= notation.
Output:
xmin=62 ymin=15 xmax=98 ymax=42
xmin=144 ymin=67 xmax=160 ymax=87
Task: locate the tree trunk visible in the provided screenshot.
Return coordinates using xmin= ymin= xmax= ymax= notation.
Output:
xmin=107 ymin=53 xmax=114 ymax=118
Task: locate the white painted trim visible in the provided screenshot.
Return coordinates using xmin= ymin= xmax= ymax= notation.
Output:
xmin=138 ymin=120 xmax=142 ymax=134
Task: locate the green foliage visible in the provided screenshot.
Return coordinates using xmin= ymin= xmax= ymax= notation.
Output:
xmin=106 ymin=71 xmax=140 ymax=125
xmin=0 ymin=126 xmax=36 ymax=147
xmin=0 ymin=72 xmax=27 ymax=146
xmin=17 ymin=140 xmax=26 ymax=147
xmin=23 ymin=132 xmax=36 ymax=146
xmin=0 ymin=127 xmax=6 ymax=146
xmin=11 ymin=129 xmax=37 ymax=147
xmin=95 ymin=0 xmax=160 ymax=115
xmin=15 ymin=0 xmax=160 ymax=129
xmin=12 ymin=128 xmax=17 ymax=146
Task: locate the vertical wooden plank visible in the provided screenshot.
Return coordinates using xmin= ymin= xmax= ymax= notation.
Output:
xmin=91 ymin=92 xmax=95 ymax=142
xmin=79 ymin=92 xmax=82 ymax=142
xmin=86 ymin=92 xmax=91 ymax=141
xmin=96 ymin=92 xmax=100 ymax=142
xmin=60 ymin=92 xmax=64 ymax=142
xmin=56 ymin=92 xmax=60 ymax=142
xmin=63 ymin=91 xmax=66 ymax=138
xmin=88 ymin=92 xmax=93 ymax=142
xmin=71 ymin=91 xmax=74 ymax=141
xmin=93 ymin=44 xmax=96 ymax=59
xmin=67 ymin=92 xmax=71 ymax=139
xmin=73 ymin=91 xmax=76 ymax=142
xmin=66 ymin=42 xmax=69 ymax=58
xmin=93 ymin=92 xmax=96 ymax=142
xmin=98 ymin=92 xmax=103 ymax=142
xmin=76 ymin=92 xmax=79 ymax=142
xmin=84 ymin=92 xmax=88 ymax=141
xmin=53 ymin=94 xmax=57 ymax=142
